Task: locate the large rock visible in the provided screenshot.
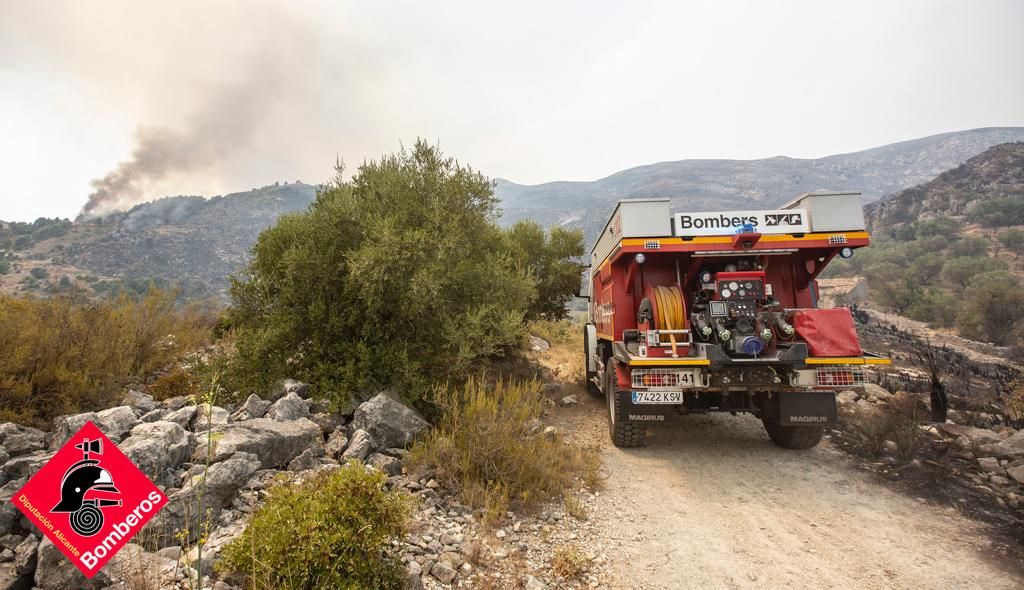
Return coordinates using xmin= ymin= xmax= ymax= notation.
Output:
xmin=324 ymin=429 xmax=349 ymax=460
xmin=193 ymin=418 xmax=322 ymax=469
xmin=367 ymin=453 xmax=403 ymax=477
xmin=34 ymin=537 xmax=110 ymax=589
xmin=976 ymin=430 xmax=1024 ymax=459
xmin=340 ymin=429 xmax=372 ymax=462
xmin=0 ymin=562 xmax=30 ymax=590
xmin=163 ymin=405 xmax=199 ymax=430
xmin=2 ymin=451 xmax=54 ymax=480
xmin=191 ymin=405 xmax=230 ymax=432
xmin=51 ymin=406 xmax=139 ymax=448
xmin=121 ymin=390 xmax=158 ymax=414
xmin=0 ymin=479 xmax=26 ymax=535
xmin=266 ymin=393 xmax=309 ymax=421
xmin=0 ymin=424 xmax=47 ymax=458
xmin=861 ymin=383 xmax=892 ymax=401
xmin=934 ymin=423 xmax=1002 ymax=446
xmin=119 ymin=422 xmax=195 ymax=484
xmin=1007 ymin=464 xmax=1024 ymax=484
xmin=350 ymin=392 xmax=428 ymax=450
xmin=102 ymin=543 xmax=189 ymax=586
xmin=13 ymin=534 xmax=37 ymax=575
xmin=150 ymin=452 xmax=261 ymax=545
xmin=231 ymin=394 xmax=271 ymax=421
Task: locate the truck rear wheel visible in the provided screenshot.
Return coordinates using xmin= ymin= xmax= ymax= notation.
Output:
xmin=606 ymin=364 xmax=645 ymax=448
xmin=762 ymin=417 xmax=823 ymax=449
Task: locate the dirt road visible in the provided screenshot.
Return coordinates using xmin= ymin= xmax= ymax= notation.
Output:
xmin=552 ymin=393 xmax=1024 ymax=589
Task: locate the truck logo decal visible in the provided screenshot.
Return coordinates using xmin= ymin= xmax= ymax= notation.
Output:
xmin=788 ymin=415 xmax=828 ymax=423
xmin=628 ymin=414 xmax=665 ymax=421
xmin=674 ymin=209 xmax=809 ymax=237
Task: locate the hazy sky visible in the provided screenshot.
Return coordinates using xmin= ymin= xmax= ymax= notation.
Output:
xmin=1 ymin=0 xmax=1022 ymax=221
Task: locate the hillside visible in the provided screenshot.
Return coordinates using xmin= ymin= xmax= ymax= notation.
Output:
xmin=827 ymin=142 xmax=1024 ymax=348
xmin=0 ymin=182 xmax=316 ymax=299
xmin=496 ymin=127 xmax=1024 ymax=243
xmin=865 ymin=142 xmax=1024 ymax=231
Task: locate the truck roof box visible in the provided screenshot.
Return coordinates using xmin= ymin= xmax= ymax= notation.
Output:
xmin=591 ymin=198 xmax=672 ymax=264
xmin=782 ymin=192 xmax=865 ymax=233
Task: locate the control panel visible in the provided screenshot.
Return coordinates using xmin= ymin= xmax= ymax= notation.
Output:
xmin=714 ymin=271 xmax=766 ymax=301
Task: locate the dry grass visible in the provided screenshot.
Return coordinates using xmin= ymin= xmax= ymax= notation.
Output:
xmin=551 ymin=543 xmax=587 ymax=579
xmin=528 ymin=319 xmax=585 ymax=386
xmin=0 ymin=288 xmax=213 ymax=427
xmin=408 ymin=377 xmax=600 ymax=525
xmin=562 ymin=491 xmax=588 ymax=521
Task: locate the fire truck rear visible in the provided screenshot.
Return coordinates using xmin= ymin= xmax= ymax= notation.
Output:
xmin=583 ymin=192 xmax=890 ymax=448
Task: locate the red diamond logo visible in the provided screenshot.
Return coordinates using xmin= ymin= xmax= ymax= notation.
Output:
xmin=10 ymin=421 xmax=168 ymax=578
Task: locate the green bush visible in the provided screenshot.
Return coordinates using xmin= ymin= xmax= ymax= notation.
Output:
xmin=999 ymin=228 xmax=1024 ymax=258
xmin=408 ymin=378 xmax=600 ymax=524
xmin=218 ymin=463 xmax=410 ymax=590
xmin=940 ymin=256 xmax=1007 ymax=289
xmin=29 ymin=266 xmax=49 ymax=280
xmin=968 ymin=195 xmax=1024 ymax=227
xmin=505 ymin=221 xmax=585 ymax=320
xmin=956 ymin=271 xmax=1024 ymax=345
xmin=228 ymin=141 xmax=582 ymax=407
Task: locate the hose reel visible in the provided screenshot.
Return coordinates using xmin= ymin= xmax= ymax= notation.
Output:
xmin=641 ymin=285 xmax=687 ymax=356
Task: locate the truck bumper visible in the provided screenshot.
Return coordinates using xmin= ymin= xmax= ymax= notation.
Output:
xmin=616 ymin=389 xmax=837 ymax=426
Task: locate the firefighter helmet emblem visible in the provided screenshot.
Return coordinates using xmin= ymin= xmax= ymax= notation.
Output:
xmin=51 ymin=438 xmax=122 ymax=536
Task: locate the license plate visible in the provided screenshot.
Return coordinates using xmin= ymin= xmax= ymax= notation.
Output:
xmin=631 ymin=391 xmax=683 ymax=404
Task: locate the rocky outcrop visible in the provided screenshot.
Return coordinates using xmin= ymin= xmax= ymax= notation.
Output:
xmin=193 ymin=418 xmax=322 ymax=469
xmin=350 ymin=392 xmax=428 ymax=450
xmin=0 ymin=380 xmax=440 ymax=589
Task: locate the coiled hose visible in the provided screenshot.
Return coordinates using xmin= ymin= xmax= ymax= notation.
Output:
xmin=651 ymin=285 xmax=686 ymax=356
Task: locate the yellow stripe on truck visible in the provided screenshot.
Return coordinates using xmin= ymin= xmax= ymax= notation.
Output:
xmin=805 ymin=356 xmax=892 ymax=365
xmin=629 ymin=358 xmax=711 ymax=366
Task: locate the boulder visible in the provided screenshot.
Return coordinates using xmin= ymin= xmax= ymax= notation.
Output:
xmin=138 ymin=408 xmax=167 ymax=423
xmin=341 ymin=429 xmax=372 ymax=462
xmin=13 ymin=534 xmax=36 ymax=575
xmin=150 ymin=452 xmax=261 ymax=544
xmin=103 ymin=543 xmax=188 ymax=586
xmin=162 ymin=396 xmax=189 ymax=411
xmin=191 ymin=405 xmax=230 ymax=432
xmin=976 ymin=457 xmax=1005 ymax=475
xmin=266 ymin=393 xmax=309 ymax=421
xmin=367 ymin=453 xmax=402 ymax=477
xmin=0 ymin=479 xmax=27 ymax=535
xmin=324 ymin=429 xmax=349 ymax=460
xmin=431 ymin=561 xmax=457 ymax=584
xmin=0 ymin=424 xmax=47 ymax=458
xmin=1007 ymin=464 xmax=1024 ymax=484
xmin=976 ymin=430 xmax=1024 ymax=459
xmin=231 ymin=394 xmax=271 ymax=421
xmin=287 ymin=447 xmax=324 ymax=472
xmin=836 ymin=390 xmax=859 ymax=405
xmin=934 ymin=423 xmax=1002 ymax=446
xmin=0 ymin=562 xmax=30 ymax=590
xmin=51 ymin=406 xmax=138 ymax=448
xmin=193 ymin=418 xmax=322 ymax=469
xmin=34 ymin=537 xmax=110 ymax=589
xmin=350 ymin=392 xmax=428 ymax=450
xmin=267 ymin=379 xmax=310 ymax=402
xmin=528 ymin=335 xmax=550 ymax=352
xmin=164 ymin=405 xmax=199 ymax=430
xmin=309 ymin=412 xmax=343 ymax=435
xmin=121 ymin=390 xmax=158 ymax=414
xmin=2 ymin=451 xmax=54 ymax=480
xmin=861 ymin=383 xmax=892 ymax=401
xmin=119 ymin=422 xmax=195 ymax=484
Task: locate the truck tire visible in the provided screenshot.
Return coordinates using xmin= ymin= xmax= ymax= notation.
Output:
xmin=606 ymin=364 xmax=645 ymax=448
xmin=761 ymin=417 xmax=823 ymax=449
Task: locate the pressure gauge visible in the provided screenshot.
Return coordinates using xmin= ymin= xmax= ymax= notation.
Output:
xmin=739 ymin=289 xmax=746 ymax=297
xmin=721 ymin=288 xmax=732 ymax=298
xmin=744 ymin=282 xmax=753 ymax=289
xmin=729 ymin=281 xmax=739 ymax=291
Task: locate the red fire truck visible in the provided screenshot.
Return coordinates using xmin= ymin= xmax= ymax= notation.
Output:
xmin=583 ymin=192 xmax=890 ymax=448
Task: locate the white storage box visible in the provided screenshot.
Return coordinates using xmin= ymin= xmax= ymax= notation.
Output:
xmin=782 ymin=192 xmax=865 ymax=233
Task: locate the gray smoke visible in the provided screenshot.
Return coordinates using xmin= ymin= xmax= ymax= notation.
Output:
xmin=78 ymin=18 xmax=313 ymax=219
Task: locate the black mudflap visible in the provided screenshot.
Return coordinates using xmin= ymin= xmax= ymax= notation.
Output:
xmin=777 ymin=391 xmax=836 ymax=426
xmin=619 ymin=391 xmax=677 ymax=425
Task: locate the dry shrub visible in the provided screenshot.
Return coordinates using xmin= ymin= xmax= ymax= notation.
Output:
xmin=551 ymin=543 xmax=587 ymax=579
xmin=408 ymin=377 xmax=600 ymax=525
xmin=528 ymin=318 xmax=585 ymax=385
xmin=562 ymin=491 xmax=587 ymax=521
xmin=0 ymin=288 xmax=213 ymax=427
xmin=840 ymin=405 xmax=892 ymax=456
xmin=147 ymin=366 xmax=199 ymax=400
xmin=840 ymin=394 xmax=927 ymax=461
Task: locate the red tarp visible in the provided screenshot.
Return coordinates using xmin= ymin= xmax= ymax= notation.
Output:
xmin=791 ymin=308 xmax=862 ymax=357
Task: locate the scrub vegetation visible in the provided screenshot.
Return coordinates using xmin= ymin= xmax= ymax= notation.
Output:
xmin=0 ymin=288 xmax=212 ymax=427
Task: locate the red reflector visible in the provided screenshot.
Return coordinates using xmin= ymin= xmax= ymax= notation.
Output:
xmin=641 ymin=373 xmax=678 ymax=387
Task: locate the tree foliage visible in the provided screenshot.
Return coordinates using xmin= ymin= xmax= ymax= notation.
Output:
xmin=228 ymin=141 xmax=583 ymax=406
xmin=956 ymin=271 xmax=1024 ymax=345
xmin=505 ymin=220 xmax=585 ymax=320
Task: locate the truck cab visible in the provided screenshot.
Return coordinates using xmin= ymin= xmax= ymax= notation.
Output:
xmin=583 ymin=193 xmax=890 ymax=448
